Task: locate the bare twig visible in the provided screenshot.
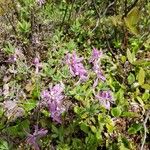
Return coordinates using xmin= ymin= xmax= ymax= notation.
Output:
xmin=76 ymin=1 xmax=88 ymax=17
xmin=92 ymin=0 xmax=115 ymax=32
xmin=91 ymin=18 xmax=99 ymax=32
xmin=140 ymin=110 xmax=150 ymax=150
xmin=102 ymin=1 xmax=115 ymax=16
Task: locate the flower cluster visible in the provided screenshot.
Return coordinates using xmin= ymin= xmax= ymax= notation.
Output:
xmin=89 ymin=47 xmax=103 ymax=63
xmin=65 ymin=51 xmax=88 ymax=82
xmin=26 ymin=125 xmax=48 ymax=150
xmin=65 ymin=48 xmax=113 ymax=109
xmin=95 ymin=90 xmax=113 ymax=110
xmin=41 ymin=83 xmax=65 ymax=123
xmin=90 ymin=48 xmax=106 ymax=87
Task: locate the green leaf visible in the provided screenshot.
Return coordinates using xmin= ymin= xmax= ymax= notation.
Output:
xmin=22 ymin=99 xmax=37 ymax=112
xmin=0 ymin=139 xmax=9 ymax=150
xmin=124 ymin=7 xmax=140 ymax=35
xmin=0 ymin=107 xmax=4 ymax=118
xmin=90 ymin=125 xmax=97 ymax=133
xmin=41 ymin=109 xmax=50 ymax=117
xmin=122 ymin=112 xmax=138 ymax=117
xmin=127 ymin=49 xmax=135 ymax=64
xmin=121 ymin=56 xmax=127 ymax=63
xmin=137 ymin=68 xmax=145 ymax=85
xmin=52 ymin=124 xmax=59 ymax=134
xmin=128 ymin=123 xmax=142 ymax=134
xmin=137 ymin=96 xmax=144 ymax=106
xmin=5 ymin=120 xmax=30 ymax=138
xmin=127 ymin=73 xmax=135 ymax=84
xmin=80 ymin=122 xmax=89 ymax=134
xmin=111 ymin=107 xmax=122 ymax=117
xmin=141 ymin=84 xmax=150 ymax=90
xmin=3 ymin=42 xmax=15 ymax=54
xmin=17 ymin=20 xmax=31 ymax=33
xmin=119 ymin=143 xmax=130 ymax=150
xmin=106 ymin=123 xmax=114 ymax=133
xmin=142 ymin=92 xmax=149 ymax=101
xmin=74 ymin=106 xmax=81 ymax=114
xmin=133 ymin=60 xmax=150 ymax=66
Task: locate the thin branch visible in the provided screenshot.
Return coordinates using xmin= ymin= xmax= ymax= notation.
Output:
xmin=68 ymin=0 xmax=76 ymax=22
xmin=124 ymin=0 xmax=128 ymax=16
xmin=91 ymin=18 xmax=99 ymax=32
xmin=60 ymin=4 xmax=68 ymax=31
xmin=140 ymin=111 xmax=150 ymax=150
xmin=103 ymin=1 xmax=115 ymax=16
xmin=92 ymin=0 xmax=115 ymax=32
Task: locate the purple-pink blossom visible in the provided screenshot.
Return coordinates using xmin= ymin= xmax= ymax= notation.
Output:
xmin=26 ymin=125 xmax=48 ymax=150
xmin=36 ymin=0 xmax=45 ymax=6
xmin=6 ymin=55 xmax=17 ymax=63
xmin=89 ymin=47 xmax=103 ymax=63
xmin=66 ymin=51 xmax=88 ymax=82
xmin=33 ymin=57 xmax=42 ymax=74
xmin=93 ymin=61 xmax=106 ymax=81
xmin=41 ymin=83 xmax=65 ymax=123
xmin=95 ymin=90 xmax=113 ymax=110
xmin=89 ymin=48 xmax=105 ymax=87
xmin=92 ymin=61 xmax=106 ymax=87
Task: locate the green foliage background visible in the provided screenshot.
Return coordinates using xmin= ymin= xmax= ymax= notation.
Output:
xmin=0 ymin=0 xmax=150 ymax=149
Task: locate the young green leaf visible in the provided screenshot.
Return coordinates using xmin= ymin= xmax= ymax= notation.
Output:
xmin=80 ymin=122 xmax=89 ymax=134
xmin=124 ymin=7 xmax=140 ymax=35
xmin=111 ymin=107 xmax=122 ymax=117
xmin=141 ymin=84 xmax=150 ymax=90
xmin=127 ymin=49 xmax=135 ymax=64
xmin=128 ymin=123 xmax=142 ymax=134
xmin=0 ymin=139 xmax=9 ymax=150
xmin=127 ymin=73 xmax=135 ymax=84
xmin=137 ymin=68 xmax=145 ymax=85
xmin=22 ymin=99 xmax=37 ymax=112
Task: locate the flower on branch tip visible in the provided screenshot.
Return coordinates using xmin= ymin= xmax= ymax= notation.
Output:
xmin=95 ymin=90 xmax=113 ymax=110
xmin=65 ymin=51 xmax=88 ymax=82
xmin=26 ymin=125 xmax=48 ymax=150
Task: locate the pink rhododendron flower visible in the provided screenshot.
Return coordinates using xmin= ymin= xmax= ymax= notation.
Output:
xmin=26 ymin=125 xmax=48 ymax=150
